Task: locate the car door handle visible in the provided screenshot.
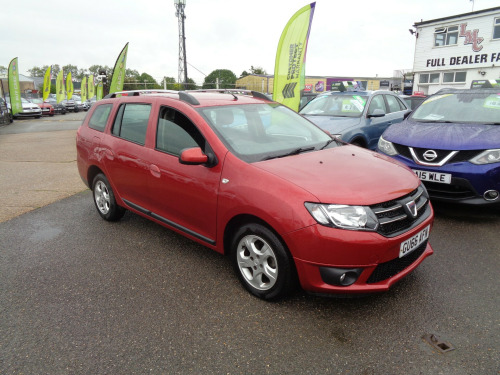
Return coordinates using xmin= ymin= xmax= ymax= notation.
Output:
xmin=150 ymin=164 xmax=161 ymax=178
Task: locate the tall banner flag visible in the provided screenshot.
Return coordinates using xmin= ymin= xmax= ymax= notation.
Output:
xmin=81 ymin=76 xmax=87 ymax=102
xmin=43 ymin=66 xmax=52 ymax=101
xmin=88 ymin=75 xmax=95 ymax=99
xmin=56 ymin=69 xmax=65 ymax=103
xmin=273 ymin=2 xmax=315 ymax=112
xmin=8 ymin=57 xmax=22 ymax=116
xmin=109 ymin=42 xmax=129 ymax=94
xmin=66 ymin=71 xmax=74 ymax=100
xmin=96 ymin=82 xmax=103 ymax=101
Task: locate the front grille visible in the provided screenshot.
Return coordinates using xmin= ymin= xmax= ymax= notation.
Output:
xmin=423 ymin=178 xmax=477 ymax=200
xmin=370 ymin=186 xmax=430 ymax=237
xmin=366 ymin=240 xmax=427 ymax=284
xmin=393 ymin=143 xmax=482 ymax=165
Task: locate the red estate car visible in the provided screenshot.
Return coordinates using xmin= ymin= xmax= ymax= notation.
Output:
xmin=76 ymin=90 xmax=434 ymax=300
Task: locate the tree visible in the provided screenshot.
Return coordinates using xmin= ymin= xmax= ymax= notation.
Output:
xmin=27 ymin=66 xmax=48 ymax=77
xmin=240 ymin=66 xmax=267 ymax=78
xmin=202 ymin=69 xmax=237 ymax=89
xmin=62 ymin=64 xmax=79 ymax=79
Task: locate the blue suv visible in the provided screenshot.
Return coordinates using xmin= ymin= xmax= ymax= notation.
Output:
xmin=377 ymin=88 xmax=500 ymax=206
xmin=299 ymin=90 xmax=410 ymax=149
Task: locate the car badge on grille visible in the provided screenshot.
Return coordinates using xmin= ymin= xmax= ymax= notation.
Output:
xmin=423 ymin=150 xmax=438 ymax=162
xmin=406 ymin=200 xmax=418 ymax=218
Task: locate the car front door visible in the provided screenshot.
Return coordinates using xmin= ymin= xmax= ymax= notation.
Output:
xmin=145 ymin=105 xmax=221 ymax=246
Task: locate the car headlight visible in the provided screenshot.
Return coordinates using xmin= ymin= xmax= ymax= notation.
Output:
xmin=378 ymin=136 xmax=398 ymax=156
xmin=470 ymin=149 xmax=500 ymax=165
xmin=305 ymin=203 xmax=379 ymax=231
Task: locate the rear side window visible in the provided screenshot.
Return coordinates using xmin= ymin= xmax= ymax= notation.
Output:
xmin=112 ymin=103 xmax=152 ymax=145
xmin=156 ymin=106 xmax=205 ymax=156
xmin=88 ymin=104 xmax=112 ymax=131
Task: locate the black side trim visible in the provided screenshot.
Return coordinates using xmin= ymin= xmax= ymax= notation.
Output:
xmin=123 ymin=199 xmax=216 ymax=246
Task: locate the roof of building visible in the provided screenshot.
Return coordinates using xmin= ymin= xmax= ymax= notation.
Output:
xmin=414 ymin=6 xmax=500 ymax=27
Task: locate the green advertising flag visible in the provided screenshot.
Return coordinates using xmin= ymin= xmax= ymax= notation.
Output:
xmin=273 ymin=3 xmax=315 ymax=112
xmin=56 ymin=69 xmax=65 ymax=103
xmin=109 ymin=42 xmax=129 ymax=94
xmin=96 ymin=82 xmax=103 ymax=101
xmin=88 ymin=75 xmax=95 ymax=99
xmin=8 ymin=57 xmax=22 ymax=116
xmin=43 ymin=66 xmax=52 ymax=101
xmin=81 ymin=76 xmax=87 ymax=102
xmin=66 ymin=71 xmax=74 ymax=100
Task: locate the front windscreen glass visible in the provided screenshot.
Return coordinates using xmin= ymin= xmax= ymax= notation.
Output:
xmin=198 ymin=103 xmax=336 ymax=163
xmin=299 ymin=94 xmax=368 ymax=118
xmin=411 ymin=91 xmax=500 ymax=124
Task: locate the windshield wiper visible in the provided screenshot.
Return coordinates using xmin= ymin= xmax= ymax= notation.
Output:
xmin=320 ymin=139 xmax=336 ymax=149
xmin=263 ymin=146 xmax=316 ymax=161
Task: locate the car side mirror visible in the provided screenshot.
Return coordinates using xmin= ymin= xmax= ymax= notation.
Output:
xmin=368 ymin=109 xmax=386 ymax=118
xmin=179 ymin=147 xmax=209 ymax=165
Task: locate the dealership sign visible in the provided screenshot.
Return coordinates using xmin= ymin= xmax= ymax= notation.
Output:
xmin=426 ymin=52 xmax=500 ymax=67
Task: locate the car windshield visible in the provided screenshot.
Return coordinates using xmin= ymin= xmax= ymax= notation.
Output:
xmin=411 ymin=91 xmax=500 ymax=124
xmin=199 ymin=103 xmax=336 ymax=163
xmin=299 ymin=94 xmax=368 ymax=118
xmin=30 ymin=98 xmax=43 ymax=104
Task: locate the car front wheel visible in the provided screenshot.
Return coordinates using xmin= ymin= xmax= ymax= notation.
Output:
xmin=231 ymin=223 xmax=296 ymax=300
xmin=92 ymin=173 xmax=125 ymax=221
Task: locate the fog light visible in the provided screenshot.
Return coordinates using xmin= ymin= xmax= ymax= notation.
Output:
xmin=484 ymin=190 xmax=499 ymax=201
xmin=320 ymin=267 xmax=363 ymax=286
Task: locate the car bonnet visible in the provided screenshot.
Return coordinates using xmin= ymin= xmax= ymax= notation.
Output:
xmin=255 ymin=146 xmax=418 ymax=206
xmin=383 ymin=120 xmax=500 ymax=150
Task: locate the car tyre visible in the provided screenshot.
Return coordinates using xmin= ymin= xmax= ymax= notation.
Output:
xmin=231 ymin=223 xmax=296 ymax=300
xmin=92 ymin=173 xmax=125 ymax=221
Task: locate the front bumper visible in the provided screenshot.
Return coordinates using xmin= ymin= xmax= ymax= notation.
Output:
xmin=284 ymin=211 xmax=434 ymax=294
xmin=390 ymin=155 xmax=500 ymax=206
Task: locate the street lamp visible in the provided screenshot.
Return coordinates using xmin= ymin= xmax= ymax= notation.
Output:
xmin=174 ymin=0 xmax=188 ymax=90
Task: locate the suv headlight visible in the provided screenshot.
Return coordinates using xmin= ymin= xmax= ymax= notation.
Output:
xmin=470 ymin=149 xmax=500 ymax=165
xmin=378 ymin=136 xmax=398 ymax=156
xmin=305 ymin=203 xmax=379 ymax=231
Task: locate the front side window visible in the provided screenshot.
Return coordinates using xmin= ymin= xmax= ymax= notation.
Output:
xmin=443 ymin=71 xmax=467 ymax=83
xmin=493 ymin=18 xmax=500 ymax=39
xmin=88 ymin=104 xmax=112 ymax=132
xmin=156 ymin=106 xmax=205 ymax=156
xmin=385 ymin=95 xmax=406 ymax=113
xmin=434 ymin=25 xmax=458 ymax=46
xmin=367 ymin=95 xmax=386 ymax=115
xmin=112 ymin=103 xmax=152 ymax=145
xmin=200 ymin=103 xmax=334 ymax=163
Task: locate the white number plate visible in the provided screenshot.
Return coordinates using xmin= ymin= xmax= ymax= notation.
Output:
xmin=412 ymin=169 xmax=452 ymax=184
xmin=399 ymin=225 xmax=430 ymax=258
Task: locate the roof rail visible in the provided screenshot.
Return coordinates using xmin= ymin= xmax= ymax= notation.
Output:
xmin=103 ymin=90 xmax=200 ymax=105
xmin=187 ymin=89 xmax=272 ymax=101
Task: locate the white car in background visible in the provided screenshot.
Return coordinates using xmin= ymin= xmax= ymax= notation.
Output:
xmin=6 ymin=97 xmax=42 ymax=119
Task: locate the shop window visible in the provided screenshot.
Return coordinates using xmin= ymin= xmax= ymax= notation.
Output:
xmin=419 ymin=73 xmax=440 ymax=84
xmin=494 ymin=18 xmax=500 ymax=40
xmin=443 ymin=72 xmax=466 ymax=83
xmin=434 ymin=26 xmax=458 ymax=47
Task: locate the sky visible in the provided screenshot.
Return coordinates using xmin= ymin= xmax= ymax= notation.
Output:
xmin=1 ymin=0 xmax=499 ymax=85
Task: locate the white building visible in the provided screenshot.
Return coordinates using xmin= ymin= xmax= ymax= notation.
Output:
xmin=412 ymin=6 xmax=500 ymax=95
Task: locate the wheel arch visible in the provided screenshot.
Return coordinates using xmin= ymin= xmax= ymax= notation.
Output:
xmin=87 ymin=165 xmax=105 ymax=190
xmin=223 ymin=214 xmax=294 ymax=262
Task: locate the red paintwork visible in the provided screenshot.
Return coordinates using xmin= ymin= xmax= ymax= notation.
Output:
xmin=76 ymin=92 xmax=434 ymax=295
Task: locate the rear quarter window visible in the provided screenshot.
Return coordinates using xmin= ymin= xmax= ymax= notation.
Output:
xmin=88 ymin=104 xmax=112 ymax=132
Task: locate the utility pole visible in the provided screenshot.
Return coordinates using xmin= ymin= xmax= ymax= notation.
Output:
xmin=174 ymin=0 xmax=188 ymax=90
